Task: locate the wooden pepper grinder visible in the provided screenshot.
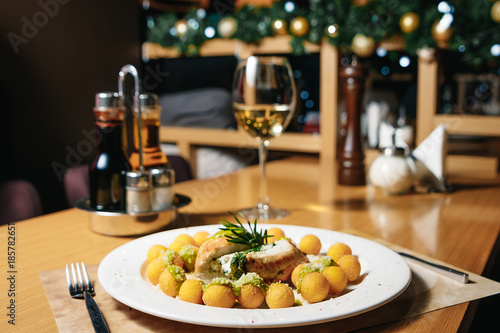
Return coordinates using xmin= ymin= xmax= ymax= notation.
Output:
xmin=338 ymin=60 xmax=366 ymax=185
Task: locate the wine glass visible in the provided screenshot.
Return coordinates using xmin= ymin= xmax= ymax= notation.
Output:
xmin=232 ymin=56 xmax=297 ymax=220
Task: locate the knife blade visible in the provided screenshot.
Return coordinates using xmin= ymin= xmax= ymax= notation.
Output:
xmin=84 ymin=290 xmax=110 ymax=333
xmin=398 ymin=252 xmax=469 ymax=284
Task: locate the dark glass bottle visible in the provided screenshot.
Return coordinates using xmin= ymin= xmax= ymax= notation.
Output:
xmin=89 ymin=92 xmax=132 ymax=211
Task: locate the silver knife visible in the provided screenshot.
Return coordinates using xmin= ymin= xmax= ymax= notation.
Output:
xmin=84 ymin=290 xmax=110 ymax=333
xmin=398 ymin=252 xmax=469 ymax=284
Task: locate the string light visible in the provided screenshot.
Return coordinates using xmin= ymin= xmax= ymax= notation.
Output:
xmin=438 ymin=1 xmax=452 ymax=13
xmin=204 ymin=26 xmax=215 ymax=38
xmin=376 ymin=48 xmax=387 ymax=57
xmin=491 ymin=44 xmax=500 ymax=57
xmin=197 ymin=9 xmax=206 ymax=19
xmin=284 ymin=1 xmax=295 ymax=13
xmin=147 ymin=16 xmax=154 ymax=29
xmin=399 ymin=56 xmax=410 ymax=68
xmin=327 ymin=24 xmax=337 ymax=35
xmin=438 ymin=13 xmax=454 ymax=30
xmin=188 ymin=19 xmax=199 ymax=30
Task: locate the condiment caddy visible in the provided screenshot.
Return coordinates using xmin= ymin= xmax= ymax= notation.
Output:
xmin=77 ymin=64 xmax=190 ymax=236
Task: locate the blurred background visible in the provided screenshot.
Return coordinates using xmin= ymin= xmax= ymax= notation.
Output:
xmin=1 ymin=0 xmax=499 ymax=214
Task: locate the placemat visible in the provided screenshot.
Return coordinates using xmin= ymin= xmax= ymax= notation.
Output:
xmin=40 ymin=236 xmax=500 ymax=332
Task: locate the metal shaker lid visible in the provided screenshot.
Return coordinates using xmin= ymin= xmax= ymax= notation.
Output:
xmin=380 ymin=145 xmax=407 ymax=157
xmin=126 ymin=170 xmax=151 ymax=188
xmin=138 ymin=93 xmax=159 ymax=108
xmin=95 ymin=92 xmax=123 ymax=109
xmin=150 ymin=167 xmax=174 ymax=186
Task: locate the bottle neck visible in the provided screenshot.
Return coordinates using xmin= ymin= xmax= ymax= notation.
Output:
xmin=96 ymin=121 xmax=126 ymax=155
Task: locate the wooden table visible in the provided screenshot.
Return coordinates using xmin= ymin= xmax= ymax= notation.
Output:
xmin=1 ymin=156 xmax=499 ymax=332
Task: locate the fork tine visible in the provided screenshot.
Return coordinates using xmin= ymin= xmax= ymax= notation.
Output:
xmin=76 ymin=262 xmax=85 ymax=292
xmin=65 ymin=264 xmax=74 ymax=294
xmin=71 ymin=263 xmax=81 ymax=293
xmin=81 ymin=262 xmax=95 ymax=295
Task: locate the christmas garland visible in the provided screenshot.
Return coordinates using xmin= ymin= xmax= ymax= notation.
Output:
xmin=147 ymin=0 xmax=500 ymax=67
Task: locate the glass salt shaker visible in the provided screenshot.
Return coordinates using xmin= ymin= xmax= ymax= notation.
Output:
xmin=125 ymin=171 xmax=151 ymax=214
xmin=150 ymin=167 xmax=175 ymax=211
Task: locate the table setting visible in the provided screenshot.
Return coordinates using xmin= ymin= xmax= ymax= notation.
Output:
xmin=2 ymin=59 xmax=500 ymax=333
xmin=37 ymin=225 xmax=500 ymax=332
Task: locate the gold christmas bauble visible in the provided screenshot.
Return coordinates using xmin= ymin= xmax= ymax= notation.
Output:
xmin=272 ymin=19 xmax=288 ymax=36
xmin=399 ymin=12 xmax=420 ymax=34
xmin=290 ymin=17 xmax=309 ymax=37
xmin=326 ymin=24 xmax=339 ymax=38
xmin=352 ymin=0 xmax=370 ymax=6
xmin=351 ymin=33 xmax=376 ymax=57
xmin=431 ymin=20 xmax=453 ymax=48
xmin=218 ymin=17 xmax=237 ymax=38
xmin=175 ymin=19 xmax=188 ymax=37
xmin=492 ymin=1 xmax=500 ymax=23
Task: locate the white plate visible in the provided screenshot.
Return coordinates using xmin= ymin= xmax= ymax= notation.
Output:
xmin=98 ymin=224 xmax=411 ymax=328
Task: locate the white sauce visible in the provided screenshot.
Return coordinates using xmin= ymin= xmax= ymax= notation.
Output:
xmin=247 ymin=239 xmax=292 ymax=262
xmin=216 ymin=239 xmax=294 ymax=277
xmin=218 ymin=252 xmax=237 ymax=275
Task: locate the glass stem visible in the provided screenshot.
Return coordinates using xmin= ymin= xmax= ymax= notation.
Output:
xmin=257 ymin=139 xmax=270 ymax=215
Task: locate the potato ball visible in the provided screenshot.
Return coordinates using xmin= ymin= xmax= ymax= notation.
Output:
xmin=237 ymin=284 xmax=265 ymax=309
xmin=299 ymin=272 xmax=329 ymax=303
xmin=179 ymin=279 xmax=203 ymax=304
xmin=265 ymin=283 xmax=295 ymax=309
xmin=193 ymin=231 xmax=210 ymax=247
xmin=174 ymin=234 xmax=197 ymax=247
xmin=169 ymin=240 xmax=189 ymax=253
xmin=337 ymin=255 xmax=361 ymax=282
xmin=322 ymin=266 xmax=348 ymax=295
xmin=159 ymin=266 xmax=185 ymax=297
xmin=158 ymin=269 xmax=177 ymax=297
xmin=291 ymin=263 xmax=306 ymax=287
xmin=327 ymin=243 xmax=352 ymax=262
xmin=202 ymin=285 xmax=236 ymax=308
xmin=147 ymin=244 xmax=167 ymax=262
xmin=266 ymin=228 xmax=285 ymax=244
xmin=299 ymin=234 xmax=322 ymax=255
xmin=146 ymin=258 xmax=166 ymax=285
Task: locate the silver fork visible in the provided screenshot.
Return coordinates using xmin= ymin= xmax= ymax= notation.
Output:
xmin=66 ymin=262 xmax=110 ymax=333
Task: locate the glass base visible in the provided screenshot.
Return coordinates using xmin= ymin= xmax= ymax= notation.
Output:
xmin=238 ymin=205 xmax=290 ymax=221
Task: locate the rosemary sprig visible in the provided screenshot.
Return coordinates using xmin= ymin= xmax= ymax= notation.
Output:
xmin=219 ymin=213 xmax=270 ymax=248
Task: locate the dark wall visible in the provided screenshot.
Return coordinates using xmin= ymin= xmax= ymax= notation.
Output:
xmin=0 ymin=0 xmax=141 ymax=213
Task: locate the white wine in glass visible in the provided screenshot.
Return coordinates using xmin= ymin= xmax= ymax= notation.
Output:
xmin=232 ymin=56 xmax=296 ymax=220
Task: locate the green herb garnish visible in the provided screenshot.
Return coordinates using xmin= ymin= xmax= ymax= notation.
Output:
xmin=219 ymin=212 xmax=270 ymax=248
